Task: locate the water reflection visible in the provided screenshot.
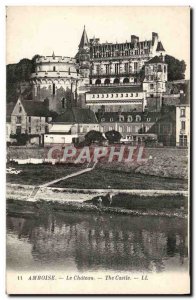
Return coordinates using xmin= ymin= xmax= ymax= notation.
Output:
xmin=7 ymin=211 xmax=188 ymax=273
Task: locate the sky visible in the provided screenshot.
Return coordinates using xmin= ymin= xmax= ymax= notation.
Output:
xmin=6 ymin=6 xmax=190 ymax=78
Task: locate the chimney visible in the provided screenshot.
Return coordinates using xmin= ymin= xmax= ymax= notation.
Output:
xmin=131 ymin=35 xmax=139 ymax=44
xmin=152 ymin=32 xmax=158 ymax=45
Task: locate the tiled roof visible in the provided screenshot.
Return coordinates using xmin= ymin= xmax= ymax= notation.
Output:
xmin=96 ymin=111 xmax=161 ymax=123
xmin=87 ymin=85 xmax=143 ymax=94
xmin=21 ymin=100 xmax=52 ymax=117
xmin=53 ymin=108 xmax=98 ymax=123
xmin=145 ymin=56 xmax=164 ymax=64
xmin=6 ymin=102 xmax=15 ymax=122
xmin=156 ymin=41 xmax=165 ymax=52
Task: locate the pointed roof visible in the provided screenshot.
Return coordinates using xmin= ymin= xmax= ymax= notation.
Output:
xmin=79 ymin=26 xmax=89 ymax=48
xmin=156 ymin=41 xmax=165 ymax=52
xmin=21 ymin=100 xmax=52 ymax=117
xmin=146 ymin=56 xmax=164 ymax=64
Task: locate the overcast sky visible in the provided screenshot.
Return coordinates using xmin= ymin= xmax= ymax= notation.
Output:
xmin=6 ymin=6 xmax=190 ymax=78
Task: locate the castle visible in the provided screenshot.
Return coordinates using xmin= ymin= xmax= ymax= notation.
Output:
xmin=29 ymin=26 xmax=167 ymax=113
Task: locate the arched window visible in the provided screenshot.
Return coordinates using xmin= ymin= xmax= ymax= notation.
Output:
xmin=127 ymin=115 xmax=133 ymax=122
xmin=123 ymin=77 xmax=129 ymax=84
xmin=104 ymin=78 xmax=110 ymax=85
xmin=62 ymin=98 xmax=65 ymax=109
xmin=114 ymin=78 xmax=119 ymax=84
xmin=95 ymin=79 xmax=101 ymax=85
xmin=136 ymin=115 xmax=141 ymax=122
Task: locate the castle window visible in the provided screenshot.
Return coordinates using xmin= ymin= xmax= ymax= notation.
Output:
xmin=105 ymin=65 xmax=110 ymax=75
xmin=134 ymin=62 xmax=138 ymax=71
xmin=53 ymin=66 xmax=56 ymax=71
xmin=181 ymin=121 xmax=186 ymax=130
xmin=53 ymin=83 xmax=55 ymax=95
xmin=114 ymin=63 xmax=119 ymax=74
xmin=125 ymin=50 xmax=129 ymax=56
xmin=106 ymin=94 xmax=109 ymax=98
xmin=127 ymin=115 xmax=133 ymax=122
xmin=136 ymin=93 xmax=138 ymax=97
xmin=124 ymin=63 xmax=129 ymax=73
xmin=150 ymin=84 xmax=154 ymax=90
xmin=68 ymin=68 xmax=71 ymax=75
xmin=121 ymin=94 xmax=123 ymax=97
xmin=16 ymin=116 xmax=21 ymax=123
xmin=181 ymin=108 xmax=186 ymax=117
xmin=102 ymin=94 xmax=104 ymax=98
xmin=135 ymin=50 xmax=139 ymax=55
xmin=62 ymin=98 xmax=65 ymax=109
xmin=136 ymin=115 xmax=141 ymax=122
xmin=130 ymin=93 xmax=133 ymax=97
xmin=119 ymin=115 xmax=124 ymax=122
xmin=158 ymin=64 xmax=162 ymax=72
xmin=29 ymin=127 xmax=31 ymax=134
xmin=111 ymin=94 xmax=113 ymax=98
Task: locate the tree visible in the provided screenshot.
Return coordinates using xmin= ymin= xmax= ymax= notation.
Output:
xmin=105 ymin=130 xmax=122 ymax=143
xmin=85 ymin=130 xmax=103 ymax=143
xmin=165 ymin=55 xmax=186 ymax=81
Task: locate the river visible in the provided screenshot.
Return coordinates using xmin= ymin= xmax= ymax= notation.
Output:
xmin=6 ymin=208 xmax=188 ymax=274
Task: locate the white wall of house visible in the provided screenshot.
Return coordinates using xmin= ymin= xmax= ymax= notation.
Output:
xmin=176 ymin=105 xmax=190 ymax=147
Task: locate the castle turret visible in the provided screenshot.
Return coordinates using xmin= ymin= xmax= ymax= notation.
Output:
xmin=77 ymin=26 xmax=90 ymax=81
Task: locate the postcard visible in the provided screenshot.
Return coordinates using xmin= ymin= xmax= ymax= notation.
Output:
xmin=6 ymin=6 xmax=190 ymax=295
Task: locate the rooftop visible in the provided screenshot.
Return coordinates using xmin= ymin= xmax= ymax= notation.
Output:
xmin=53 ymin=107 xmax=98 ymax=123
xmin=87 ymin=85 xmax=143 ymax=94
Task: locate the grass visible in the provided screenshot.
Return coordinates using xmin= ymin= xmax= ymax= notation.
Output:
xmin=51 ymin=168 xmax=188 ymax=190
xmin=6 ymin=162 xmax=83 ymax=186
xmin=86 ymin=193 xmax=188 ymax=211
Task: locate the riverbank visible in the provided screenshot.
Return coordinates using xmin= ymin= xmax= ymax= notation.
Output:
xmin=7 ymin=146 xmax=188 ymax=180
xmin=7 ymin=183 xmax=188 ymax=218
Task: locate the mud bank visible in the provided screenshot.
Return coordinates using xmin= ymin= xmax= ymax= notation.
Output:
xmin=6 ymin=183 xmax=188 ymax=218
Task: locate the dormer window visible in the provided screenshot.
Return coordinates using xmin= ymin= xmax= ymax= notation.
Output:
xmin=136 ymin=115 xmax=141 ymax=122
xmin=19 ymin=105 xmax=22 ymax=113
xmin=127 ymin=115 xmax=133 ymax=122
xmin=147 ymin=117 xmax=151 ymax=122
xmin=119 ymin=115 xmax=124 ymax=122
xmin=110 ymin=118 xmax=113 ymax=122
xmin=101 ymin=118 xmax=105 ymax=122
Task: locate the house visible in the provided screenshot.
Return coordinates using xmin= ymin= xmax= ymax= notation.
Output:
xmin=176 ymin=93 xmax=190 ymax=147
xmin=44 ymin=107 xmax=99 ymax=146
xmin=6 ymin=102 xmax=15 ymax=143
xmin=10 ymin=96 xmax=53 ymax=145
